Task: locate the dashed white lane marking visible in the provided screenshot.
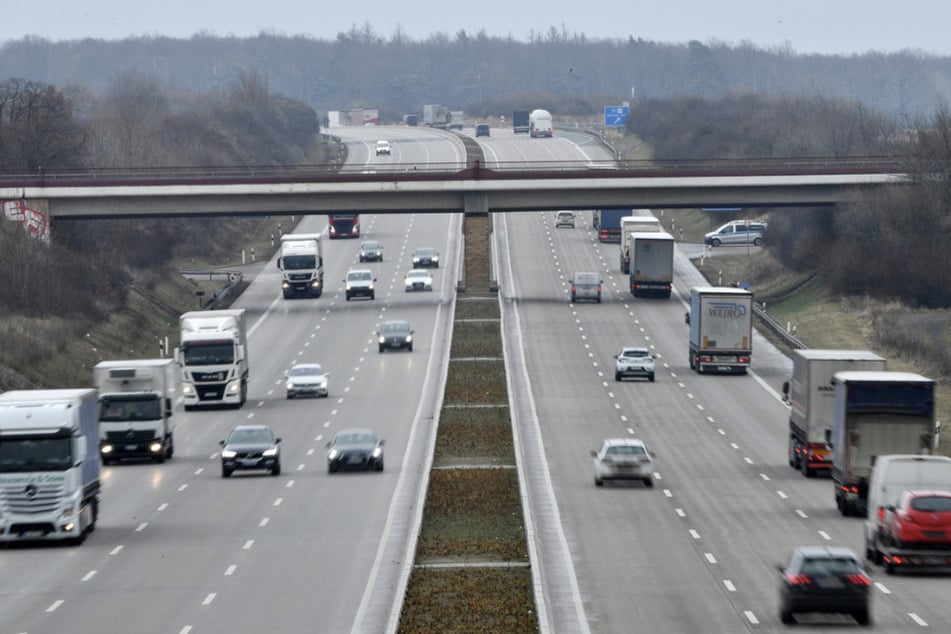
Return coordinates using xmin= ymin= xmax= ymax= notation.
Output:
xmin=306 ymin=449 xmax=315 ymax=456
xmin=744 ymin=457 xmax=754 ymax=464
xmin=286 ymin=480 xmax=295 ymax=488
xmin=259 ymin=518 xmax=270 ymax=527
xmin=759 ymin=473 xmax=770 ymax=481
xmin=135 ymin=523 xmax=147 ymax=532
xmin=274 ymin=497 xmax=283 ymax=506
xmin=875 ymin=582 xmax=891 ymax=594
xmin=243 ymin=540 xmax=254 ymax=550
xmin=47 ymin=600 xmax=64 ymax=612
xmin=82 ymin=570 xmax=96 ymax=582
xmin=777 ymin=491 xmax=788 ymax=499
xmin=663 ymin=489 xmax=673 ymax=498
xmin=675 ymin=508 xmax=686 ymax=518
xmin=723 ymin=580 xmax=736 ymax=592
xmin=179 ymin=627 xmax=193 ymax=634
xmin=297 ymin=464 xmax=305 ymax=471
xmin=158 ymin=503 xmax=169 ymax=511
xmin=689 ymin=529 xmax=701 ymax=539
xmin=717 ymin=429 xmax=726 ymax=435
xmin=202 ymin=593 xmax=216 ymax=606
xmin=225 ymin=565 xmax=237 ymax=576
xmin=705 ymin=553 xmax=717 ymax=564
xmin=194 ymin=468 xmax=204 ymax=475
xmin=178 ymin=484 xmax=188 ymax=492
xmin=729 ymin=442 xmax=740 ymax=450
xmin=744 ymin=611 xmax=759 ymax=625
xmin=795 ymin=510 xmax=808 ymax=518
xmin=110 ymin=545 xmax=123 ymax=555
xmin=909 ymin=613 xmax=928 ymax=626
xmin=818 ymin=530 xmax=832 ymax=541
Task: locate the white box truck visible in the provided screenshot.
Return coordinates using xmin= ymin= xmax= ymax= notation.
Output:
xmin=782 ymin=350 xmax=886 ymax=478
xmin=277 ymin=233 xmax=324 ymax=298
xmin=449 ymin=110 xmax=465 ymax=130
xmin=687 ymin=287 xmax=753 ymax=374
xmin=176 ymin=308 xmax=249 ymax=410
xmin=94 ymin=359 xmax=180 ymax=464
xmin=423 ymin=104 xmax=449 ymax=128
xmin=830 ymin=371 xmax=936 ymax=516
xmin=863 ymin=454 xmax=951 ymax=571
xmin=619 ymin=214 xmax=661 ymax=273
xmin=0 ymin=389 xmax=100 ymax=545
xmin=628 ymin=231 xmax=674 ymax=298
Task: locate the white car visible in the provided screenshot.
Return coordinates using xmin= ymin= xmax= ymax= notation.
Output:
xmin=404 ymin=269 xmax=434 ymax=292
xmin=284 ymin=363 xmax=330 ymax=399
xmin=375 ymin=140 xmax=392 ymax=156
xmin=344 ymin=269 xmax=376 ymax=300
xmin=591 ymin=438 xmax=655 ymax=487
xmin=614 ymin=346 xmax=656 ymax=382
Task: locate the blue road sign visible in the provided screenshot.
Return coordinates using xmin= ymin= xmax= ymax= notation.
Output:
xmin=604 ymin=105 xmax=629 ymax=127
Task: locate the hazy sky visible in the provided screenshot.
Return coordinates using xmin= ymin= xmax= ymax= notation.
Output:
xmin=3 ymin=0 xmax=949 ymax=56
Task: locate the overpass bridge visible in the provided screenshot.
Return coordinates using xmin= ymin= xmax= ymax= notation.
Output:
xmin=0 ymin=157 xmax=910 ymax=220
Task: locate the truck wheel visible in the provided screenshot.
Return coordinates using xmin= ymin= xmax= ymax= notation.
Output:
xmin=883 ymin=560 xmax=895 ymax=575
xmin=167 ymin=434 xmax=174 ymax=458
xmin=800 ymin=458 xmax=814 ymax=478
xmin=788 ymin=438 xmax=798 ymax=468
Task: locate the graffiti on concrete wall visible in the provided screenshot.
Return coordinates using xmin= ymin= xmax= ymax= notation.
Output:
xmin=2 ymin=200 xmax=50 ymax=242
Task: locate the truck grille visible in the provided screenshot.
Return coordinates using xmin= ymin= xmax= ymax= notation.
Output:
xmin=106 ymin=430 xmax=155 ymax=442
xmin=289 ymin=273 xmax=311 ymax=281
xmin=192 ymin=371 xmax=226 ymax=382
xmin=0 ymin=482 xmax=64 ymax=514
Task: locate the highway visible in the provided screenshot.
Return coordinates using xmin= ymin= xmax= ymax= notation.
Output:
xmin=2 ymin=123 xmax=950 ymax=634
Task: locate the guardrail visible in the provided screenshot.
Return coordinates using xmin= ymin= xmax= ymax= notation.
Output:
xmin=752 ymin=303 xmax=808 ymax=350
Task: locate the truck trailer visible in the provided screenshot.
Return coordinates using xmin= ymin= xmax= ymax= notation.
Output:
xmin=595 ymin=208 xmax=629 ymax=243
xmin=512 ymin=110 xmax=530 ymax=134
xmin=628 ymin=232 xmax=674 ymax=298
xmin=277 ymin=233 xmax=324 ymax=298
xmin=529 ymin=109 xmax=553 ymax=137
xmin=0 ymin=389 xmax=100 ymax=545
xmin=687 ymin=287 xmax=753 ymax=374
xmin=830 ymin=371 xmax=936 ymax=516
xmin=423 ymin=104 xmax=449 ymax=128
xmin=863 ymin=454 xmax=951 ymax=572
xmin=94 ymin=359 xmax=180 ymax=464
xmin=177 ymin=309 xmax=249 ymax=410
xmin=782 ymin=350 xmax=887 ymax=478
xmin=619 ymin=214 xmax=662 ymax=273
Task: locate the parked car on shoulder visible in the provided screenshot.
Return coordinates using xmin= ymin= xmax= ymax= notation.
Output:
xmin=219 ymin=425 xmax=281 ymax=477
xmin=570 ymin=272 xmax=602 ymax=303
xmin=591 ymin=438 xmax=655 ymax=487
xmin=777 ymin=546 xmax=872 ymax=625
xmin=614 ymin=347 xmax=656 ymax=382
xmin=555 ymin=211 xmax=576 ymax=228
xmin=704 ymin=220 xmax=767 ymax=247
xmin=404 ymin=269 xmax=434 ymax=292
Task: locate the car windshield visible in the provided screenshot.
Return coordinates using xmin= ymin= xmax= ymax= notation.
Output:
xmin=348 ymin=271 xmax=372 ymax=281
xmin=416 ymin=248 xmax=435 ymax=256
xmin=291 ymin=365 xmax=323 ymax=376
xmin=574 ymin=274 xmax=598 ymax=284
xmin=408 ymin=271 xmax=427 ymax=279
xmin=799 ymin=557 xmax=862 ymax=576
xmin=336 ymin=432 xmax=377 ymax=445
xmin=362 ymin=242 xmax=381 ymax=250
xmin=383 ymin=322 xmax=409 ymax=333
xmin=228 ymin=429 xmax=273 ymax=444
xmin=910 ymin=495 xmax=951 ymax=512
xmin=622 ymin=349 xmax=649 ymax=359
xmin=606 ymin=445 xmax=647 ymax=457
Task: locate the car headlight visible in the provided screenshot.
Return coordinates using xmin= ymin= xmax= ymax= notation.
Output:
xmin=286 ymin=381 xmax=295 ymax=390
xmin=405 ymin=335 xmax=413 ymax=343
xmin=372 ymin=448 xmax=382 ymax=458
xmin=368 ymin=283 xmax=374 ymax=290
xmin=432 ymin=256 xmax=439 ymax=262
xmin=328 ymin=449 xmax=339 ymax=460
xmin=379 ymin=336 xmax=386 ymax=343
xmin=221 ymin=449 xmax=237 ymax=458
xmin=101 ymin=444 xmax=114 ymax=454
xmin=346 ymin=283 xmax=353 ymax=290
xmin=263 ymin=447 xmax=278 ymax=457
xmin=413 ymin=257 xmax=420 ymax=264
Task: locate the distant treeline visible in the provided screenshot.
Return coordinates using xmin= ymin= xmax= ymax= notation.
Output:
xmin=1 ymin=28 xmax=949 ymax=122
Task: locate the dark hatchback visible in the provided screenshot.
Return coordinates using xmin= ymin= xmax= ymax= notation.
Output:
xmin=412 ymin=247 xmax=440 ymax=268
xmin=778 ymin=546 xmax=872 ymax=625
xmin=378 ymin=320 xmax=414 ymax=352
xmin=326 ymin=428 xmax=384 ymax=473
xmin=219 ymin=425 xmax=282 ymax=477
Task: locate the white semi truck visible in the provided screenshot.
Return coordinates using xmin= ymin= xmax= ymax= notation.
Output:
xmin=687 ymin=287 xmax=753 ymax=374
xmin=0 ymin=388 xmax=100 ymax=545
xmin=277 ymin=233 xmax=324 ymax=298
xmin=830 ymin=371 xmax=936 ymax=516
xmin=782 ymin=350 xmax=886 ymax=478
xmin=94 ymin=358 xmax=180 ymax=464
xmin=176 ymin=308 xmax=249 ymax=410
xmin=628 ymin=231 xmax=674 ymax=298
xmin=619 ymin=214 xmax=661 ymax=273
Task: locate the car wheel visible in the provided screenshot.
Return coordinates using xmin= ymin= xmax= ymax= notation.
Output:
xmin=644 ymin=477 xmax=654 ymax=488
xmin=854 ymin=610 xmax=871 ymax=626
xmin=571 ymin=294 xmax=577 ymax=302
xmin=615 ymin=372 xmax=621 ymax=381
xmin=222 ymin=466 xmax=232 ymax=478
xmin=753 ymin=237 xmax=763 ymax=246
xmin=328 ymin=463 xmax=338 ymax=474
xmin=711 ymin=238 xmax=721 ymax=247
xmin=594 ymin=476 xmax=603 ymax=487
xmin=649 ymin=373 xmax=655 ymax=382
xmin=379 ymin=345 xmax=385 ymax=353
xmin=597 ymin=297 xmax=602 ymax=303
xmin=286 ymin=392 xmax=293 ymax=400
xmin=272 ymin=461 xmax=281 ymax=476
xmin=346 ymin=293 xmax=351 ymax=301
xmin=408 ymin=343 xmax=413 ymax=352
xmin=780 ymin=609 xmax=794 ymax=625
xmin=375 ymin=460 xmax=384 ymax=472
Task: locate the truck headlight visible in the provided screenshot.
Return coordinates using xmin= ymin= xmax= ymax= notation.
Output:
xmin=149 ymin=441 xmax=163 ymax=454
xmin=101 ymin=444 xmax=114 ymax=455
xmin=182 ymin=384 xmax=195 ymax=396
xmin=226 ymin=382 xmax=241 ymax=395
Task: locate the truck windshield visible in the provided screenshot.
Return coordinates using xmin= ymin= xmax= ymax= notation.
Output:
xmin=182 ymin=341 xmax=235 ymax=365
xmin=99 ymin=396 xmax=162 ymax=422
xmin=0 ymin=437 xmax=73 ymax=472
xmin=283 ymin=255 xmax=316 ymax=270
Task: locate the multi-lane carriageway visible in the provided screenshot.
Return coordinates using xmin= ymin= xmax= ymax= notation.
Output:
xmin=1 ymin=125 xmax=948 ymax=634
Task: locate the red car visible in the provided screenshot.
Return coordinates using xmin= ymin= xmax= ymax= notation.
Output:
xmin=886 ymin=490 xmax=951 ymax=547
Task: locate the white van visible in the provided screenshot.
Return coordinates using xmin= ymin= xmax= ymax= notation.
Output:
xmin=864 ymin=454 xmax=951 ymax=561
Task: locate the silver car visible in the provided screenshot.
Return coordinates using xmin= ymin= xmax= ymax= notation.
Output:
xmin=704 ymin=220 xmax=767 ymax=247
xmin=614 ymin=346 xmax=656 ymax=382
xmin=284 ymin=363 xmax=329 ymax=399
xmin=570 ymin=272 xmax=602 ymax=303
xmin=555 ymin=211 xmax=576 ymax=228
xmin=592 ymin=438 xmax=655 ymax=487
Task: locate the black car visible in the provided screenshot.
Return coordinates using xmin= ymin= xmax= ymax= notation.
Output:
xmin=358 ymin=240 xmax=383 ymax=262
xmin=475 ymin=123 xmax=490 ymax=137
xmin=219 ymin=425 xmax=282 ymax=477
xmin=412 ymin=247 xmax=440 ymax=268
xmin=378 ymin=320 xmax=414 ymax=352
xmin=778 ymin=546 xmax=872 ymax=625
xmin=326 ymin=428 xmax=384 ymax=473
